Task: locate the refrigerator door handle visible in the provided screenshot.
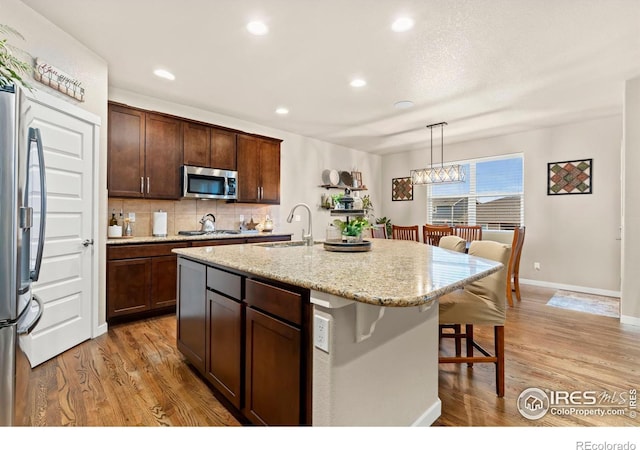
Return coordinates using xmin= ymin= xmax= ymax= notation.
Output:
xmin=28 ymin=128 xmax=47 ymax=282
xmin=17 ymin=294 xmax=43 ymax=335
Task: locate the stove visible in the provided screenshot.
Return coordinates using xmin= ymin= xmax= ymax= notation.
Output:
xmin=178 ymin=230 xmax=241 ymax=236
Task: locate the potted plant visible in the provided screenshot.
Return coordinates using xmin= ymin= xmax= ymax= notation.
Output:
xmin=376 ymin=217 xmax=392 ymax=238
xmin=0 ymin=24 xmax=33 ymax=90
xmin=333 ymin=217 xmax=369 ymax=243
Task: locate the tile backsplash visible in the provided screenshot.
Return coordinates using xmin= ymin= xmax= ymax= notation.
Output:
xmin=107 ymin=198 xmax=279 ymax=237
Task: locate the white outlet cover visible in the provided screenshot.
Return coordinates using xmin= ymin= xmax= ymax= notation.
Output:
xmin=314 ymin=315 xmax=330 ymax=353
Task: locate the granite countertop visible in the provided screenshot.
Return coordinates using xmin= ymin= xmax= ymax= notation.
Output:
xmin=106 ymin=231 xmax=293 ymax=245
xmin=173 ymin=238 xmax=503 ymax=307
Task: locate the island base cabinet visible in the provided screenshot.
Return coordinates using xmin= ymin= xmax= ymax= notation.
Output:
xmin=177 ymin=258 xmax=207 ymax=373
xmin=206 ymin=291 xmax=242 ymax=409
xmin=243 ymin=307 xmax=301 ymax=426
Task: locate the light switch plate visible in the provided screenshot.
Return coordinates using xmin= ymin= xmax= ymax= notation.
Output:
xmin=314 ymin=315 xmax=330 ymax=353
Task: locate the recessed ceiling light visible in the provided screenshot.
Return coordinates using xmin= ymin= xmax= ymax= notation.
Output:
xmin=394 ymin=100 xmax=414 ymax=109
xmin=275 ymin=107 xmax=289 ymax=115
xmin=391 ymin=17 xmax=414 ymax=32
xmin=153 ymin=69 xmax=175 ymax=81
xmin=350 ymin=79 xmax=367 ymax=88
xmin=247 ymin=21 xmax=269 ymax=35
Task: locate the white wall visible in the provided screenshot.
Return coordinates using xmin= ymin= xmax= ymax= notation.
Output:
xmin=4 ymin=0 xmax=109 ymax=325
xmin=381 ymin=116 xmax=623 ymax=294
xmin=109 ymin=88 xmax=383 ymax=241
xmin=621 ymin=75 xmax=640 ymax=324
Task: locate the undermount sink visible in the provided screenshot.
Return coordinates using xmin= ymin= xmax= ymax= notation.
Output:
xmin=257 ymin=241 xmax=321 ymax=248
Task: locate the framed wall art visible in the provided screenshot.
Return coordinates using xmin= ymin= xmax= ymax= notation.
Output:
xmin=547 ymin=158 xmax=592 ymax=195
xmin=392 ymin=177 xmax=413 ymax=201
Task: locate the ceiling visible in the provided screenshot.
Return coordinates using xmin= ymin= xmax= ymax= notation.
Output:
xmin=22 ymin=0 xmax=640 ymax=155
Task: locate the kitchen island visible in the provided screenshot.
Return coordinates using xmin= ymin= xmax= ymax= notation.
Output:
xmin=173 ymin=238 xmax=503 ymax=426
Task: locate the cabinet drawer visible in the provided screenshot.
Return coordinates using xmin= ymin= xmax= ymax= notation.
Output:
xmin=207 ymin=266 xmax=242 ymax=300
xmin=245 ymin=279 xmax=301 ymax=326
xmin=108 ymin=242 xmax=189 ymax=260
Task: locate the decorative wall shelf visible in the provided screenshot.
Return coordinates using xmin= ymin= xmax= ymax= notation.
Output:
xmin=330 ymin=209 xmax=365 ymax=216
xmin=319 ymin=184 xmax=368 ymax=191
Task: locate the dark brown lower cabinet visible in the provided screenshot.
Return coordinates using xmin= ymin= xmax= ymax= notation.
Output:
xmin=106 ymin=235 xmax=290 ymax=323
xmin=151 ymin=255 xmax=180 ymax=309
xmin=243 ymin=307 xmax=301 ymax=426
xmin=206 ymin=290 xmax=242 ymax=408
xmin=175 ymin=256 xmax=310 ymax=425
xmin=107 ymin=257 xmax=151 ymax=318
xmin=107 ymin=242 xmax=189 ymax=321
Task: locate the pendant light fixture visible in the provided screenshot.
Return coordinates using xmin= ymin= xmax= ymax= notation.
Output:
xmin=410 ymin=122 xmax=465 ymax=185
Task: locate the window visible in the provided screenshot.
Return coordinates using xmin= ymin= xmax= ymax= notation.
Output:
xmin=427 ymin=155 xmax=523 ymax=230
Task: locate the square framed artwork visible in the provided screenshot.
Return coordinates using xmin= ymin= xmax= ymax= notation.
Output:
xmin=547 ymin=158 xmax=592 ymax=195
xmin=392 ymin=177 xmax=413 ymax=201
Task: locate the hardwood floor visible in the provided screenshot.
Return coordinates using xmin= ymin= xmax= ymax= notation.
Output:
xmin=22 ymin=285 xmax=639 ymax=426
xmin=435 ymin=285 xmax=639 ymax=426
xmin=23 ymin=313 xmax=241 ymax=426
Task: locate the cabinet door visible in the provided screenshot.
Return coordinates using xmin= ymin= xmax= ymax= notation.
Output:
xmin=145 ymin=113 xmax=183 ymax=199
xmin=244 ymin=307 xmax=301 ymax=426
xmin=107 ymin=258 xmax=151 ymax=319
xmin=211 ymin=128 xmax=237 ymax=170
xmin=177 ymin=258 xmax=207 ymax=372
xmin=108 ymin=104 xmax=145 ymax=198
xmin=207 ymin=291 xmax=242 ymax=408
xmin=236 ymin=134 xmax=260 ymax=202
xmin=183 ymin=122 xmax=210 ymax=167
xmin=151 ymin=255 xmax=178 ymax=310
xmin=258 ymin=138 xmax=280 ymax=204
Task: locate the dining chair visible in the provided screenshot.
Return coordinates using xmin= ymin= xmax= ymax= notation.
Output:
xmin=370 ymin=224 xmax=388 ymax=239
xmin=391 ymin=225 xmax=420 ymax=242
xmin=506 ymin=226 xmax=526 ymax=306
xmin=454 ymin=225 xmax=483 ymax=242
xmin=438 ymin=235 xmax=466 ymax=253
xmin=438 ymin=240 xmax=512 ymax=397
xmin=422 ymin=224 xmax=453 ymax=246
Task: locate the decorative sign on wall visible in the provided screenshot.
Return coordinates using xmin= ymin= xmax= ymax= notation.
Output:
xmin=34 ymin=58 xmax=85 ymax=102
xmin=547 ymin=158 xmax=592 ymax=195
xmin=392 ymin=177 xmax=413 ymax=201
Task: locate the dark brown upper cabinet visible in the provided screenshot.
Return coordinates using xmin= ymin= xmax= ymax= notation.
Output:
xmin=183 ymin=122 xmax=237 ymax=170
xmin=108 ymin=104 xmax=145 ymax=198
xmin=237 ymin=134 xmax=281 ymax=204
xmin=108 ymin=103 xmax=183 ymax=199
xmin=145 ymin=113 xmax=183 ymax=199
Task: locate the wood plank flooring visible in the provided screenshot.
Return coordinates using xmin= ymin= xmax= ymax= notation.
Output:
xmin=22 ymin=285 xmax=639 ymax=426
xmin=435 ymin=285 xmax=639 ymax=426
xmin=23 ymin=313 xmax=241 ymax=426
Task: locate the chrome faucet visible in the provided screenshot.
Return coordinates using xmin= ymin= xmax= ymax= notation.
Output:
xmin=287 ymin=203 xmax=313 ymax=246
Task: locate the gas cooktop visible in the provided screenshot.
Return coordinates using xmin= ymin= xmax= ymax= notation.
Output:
xmin=177 ymin=230 xmax=240 ymax=236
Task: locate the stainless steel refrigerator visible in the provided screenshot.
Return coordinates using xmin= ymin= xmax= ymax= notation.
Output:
xmin=0 ymin=85 xmax=47 ymax=426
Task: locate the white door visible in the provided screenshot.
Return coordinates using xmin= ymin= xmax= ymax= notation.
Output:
xmin=19 ymin=91 xmax=100 ymax=367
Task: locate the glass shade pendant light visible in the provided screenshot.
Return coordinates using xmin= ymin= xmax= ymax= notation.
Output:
xmin=410 ymin=122 xmax=465 ymax=185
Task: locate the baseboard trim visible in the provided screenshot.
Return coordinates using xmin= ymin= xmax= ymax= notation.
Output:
xmin=412 ymin=398 xmax=442 ymax=426
xmin=93 ymin=322 xmax=108 ymax=338
xmin=520 ymin=278 xmax=620 ymax=298
xmin=620 ymin=315 xmax=640 ymax=327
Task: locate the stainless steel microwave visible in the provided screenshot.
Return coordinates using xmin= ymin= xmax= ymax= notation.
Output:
xmin=181 ymin=165 xmax=238 ymax=200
